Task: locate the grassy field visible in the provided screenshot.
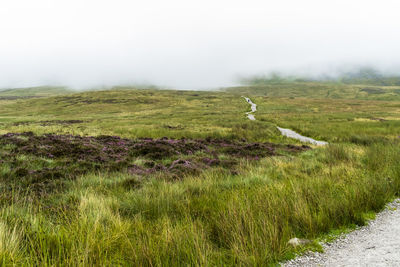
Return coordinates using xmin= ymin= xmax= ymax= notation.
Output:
xmin=0 ymin=86 xmax=73 ymax=98
xmin=227 ymin=81 xmax=400 ymax=101
xmin=0 ymin=84 xmax=399 ymax=265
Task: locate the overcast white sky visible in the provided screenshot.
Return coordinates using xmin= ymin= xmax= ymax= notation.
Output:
xmin=1 ymin=0 xmax=400 ymax=89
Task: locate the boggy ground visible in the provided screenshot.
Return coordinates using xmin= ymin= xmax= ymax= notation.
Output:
xmin=0 ymin=132 xmax=308 ymax=195
xmin=0 ymin=87 xmax=399 ymax=266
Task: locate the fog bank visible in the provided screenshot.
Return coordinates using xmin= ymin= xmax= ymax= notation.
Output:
xmin=1 ymin=0 xmax=400 ymax=90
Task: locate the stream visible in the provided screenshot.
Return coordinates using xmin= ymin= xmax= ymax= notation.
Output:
xmin=243 ymin=97 xmax=328 ymax=146
xmin=242 ymin=96 xmax=257 ymax=121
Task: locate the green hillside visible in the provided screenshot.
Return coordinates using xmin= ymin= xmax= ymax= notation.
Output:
xmin=0 ymin=86 xmax=74 ymax=98
xmin=226 ymin=82 xmax=400 ymax=100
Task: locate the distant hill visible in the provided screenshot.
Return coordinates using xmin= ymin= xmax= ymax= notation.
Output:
xmin=240 ymin=67 xmax=400 ymax=86
xmin=226 ymin=82 xmax=400 ymax=101
xmin=338 ymin=67 xmax=400 ymax=86
xmin=232 ymin=68 xmax=400 ymax=100
xmin=0 ymin=86 xmax=74 ymax=98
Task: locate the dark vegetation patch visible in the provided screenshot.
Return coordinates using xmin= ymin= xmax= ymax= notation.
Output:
xmin=58 ymin=97 xmax=129 ymax=105
xmin=0 ymin=132 xmax=309 ymax=195
xmin=13 ymin=120 xmax=86 ymax=126
xmin=162 ymin=124 xmax=185 ymax=130
xmin=360 ymin=87 xmax=385 ymax=94
xmin=370 ymin=117 xmax=387 ymax=122
xmin=0 ymin=96 xmax=43 ymax=100
xmin=53 ymin=95 xmax=159 ymax=107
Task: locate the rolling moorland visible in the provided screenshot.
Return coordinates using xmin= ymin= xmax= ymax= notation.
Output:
xmin=0 ymin=80 xmax=400 ymax=265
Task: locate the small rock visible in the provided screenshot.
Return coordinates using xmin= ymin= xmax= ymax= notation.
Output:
xmin=288 ymin=237 xmax=312 ymax=247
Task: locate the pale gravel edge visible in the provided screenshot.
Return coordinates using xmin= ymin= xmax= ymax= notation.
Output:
xmin=282 ymin=198 xmax=400 ymax=267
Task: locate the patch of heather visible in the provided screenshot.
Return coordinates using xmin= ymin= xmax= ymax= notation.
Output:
xmin=0 ymin=132 xmax=310 ymax=194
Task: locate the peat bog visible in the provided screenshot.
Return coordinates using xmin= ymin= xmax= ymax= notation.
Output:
xmin=0 ymin=132 xmax=309 ymax=195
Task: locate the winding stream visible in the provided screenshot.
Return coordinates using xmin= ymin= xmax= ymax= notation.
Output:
xmin=277 ymin=127 xmax=328 ymax=146
xmin=243 ymin=97 xmax=328 ymax=146
xmin=242 ymin=96 xmax=257 ymax=120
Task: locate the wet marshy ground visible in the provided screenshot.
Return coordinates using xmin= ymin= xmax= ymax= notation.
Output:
xmin=0 ymin=132 xmax=310 ymax=195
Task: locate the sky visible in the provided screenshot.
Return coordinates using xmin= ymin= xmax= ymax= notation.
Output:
xmin=1 ymin=0 xmax=400 ymax=89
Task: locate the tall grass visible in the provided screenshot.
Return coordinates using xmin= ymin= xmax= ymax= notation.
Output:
xmin=0 ymin=87 xmax=400 ymax=265
xmin=0 ymin=142 xmax=398 ymax=265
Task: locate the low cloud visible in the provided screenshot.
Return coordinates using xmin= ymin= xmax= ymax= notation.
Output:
xmin=1 ymin=0 xmax=400 ymax=90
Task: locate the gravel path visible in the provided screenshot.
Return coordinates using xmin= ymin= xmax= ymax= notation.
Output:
xmin=284 ymin=199 xmax=400 ymax=267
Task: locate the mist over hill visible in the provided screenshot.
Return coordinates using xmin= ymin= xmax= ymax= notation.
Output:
xmin=241 ymin=67 xmax=400 ymax=86
xmin=2 ymin=1 xmax=400 ymax=90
